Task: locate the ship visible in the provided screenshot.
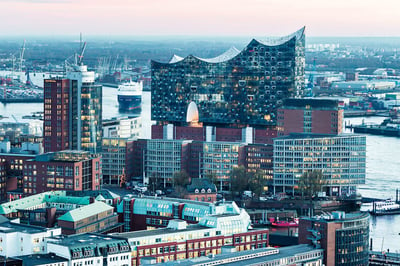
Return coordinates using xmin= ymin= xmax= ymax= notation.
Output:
xmin=364 ymin=199 xmax=400 ymax=216
xmin=270 ymin=218 xmax=299 ymax=227
xmin=117 ymin=80 xmax=143 ymax=113
xmin=351 ymin=118 xmax=400 ymax=137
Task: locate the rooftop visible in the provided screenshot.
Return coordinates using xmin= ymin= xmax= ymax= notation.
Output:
xmin=282 ymin=98 xmax=341 ymax=109
xmin=33 ymin=150 xmax=99 ymax=162
xmin=48 ymin=233 xmax=128 ymax=249
xmin=275 ymin=133 xmax=363 ymax=140
xmin=67 ymin=189 xmax=120 ymax=201
xmin=186 ymin=178 xmax=217 ymax=194
xmin=302 ymin=211 xmax=369 ymax=223
xmin=0 ymin=191 xmax=67 ymax=215
xmin=111 ymin=224 xmax=210 ymax=239
xmin=162 ymin=244 xmax=321 ymax=266
xmin=17 ymin=253 xmax=68 ymax=265
xmin=58 ymin=201 xmax=114 ymax=222
xmin=163 ymin=27 xmax=305 ymax=65
xmin=123 ymin=195 xmax=213 ymax=207
xmin=0 ymin=220 xmax=52 ymax=234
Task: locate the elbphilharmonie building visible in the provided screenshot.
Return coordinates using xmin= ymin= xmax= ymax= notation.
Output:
xmin=151 ymin=27 xmax=305 ymax=127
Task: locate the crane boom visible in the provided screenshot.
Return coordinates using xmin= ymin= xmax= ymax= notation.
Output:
xmin=19 ymin=40 xmax=26 ymax=72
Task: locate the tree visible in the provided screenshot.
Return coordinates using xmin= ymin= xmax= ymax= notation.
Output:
xmin=148 ymin=172 xmax=162 ymax=192
xmin=298 ymin=170 xmax=324 ymax=199
xmin=173 ymin=170 xmax=190 ymax=187
xmin=205 ymin=172 xmax=219 ymax=188
xmin=248 ymin=169 xmax=265 ymax=198
xmin=229 ymin=166 xmax=250 ymax=198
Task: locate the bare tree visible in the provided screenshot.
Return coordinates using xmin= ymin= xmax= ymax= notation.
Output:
xmin=298 ymin=170 xmax=324 ymax=199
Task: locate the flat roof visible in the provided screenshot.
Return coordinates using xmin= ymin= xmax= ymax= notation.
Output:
xmin=17 ymin=254 xmax=68 ymax=265
xmin=124 ymin=195 xmax=213 ymax=207
xmin=48 ymin=233 xmax=128 ymax=248
xmin=275 ymin=133 xmax=362 ymax=140
xmin=111 ymin=224 xmax=211 ymax=239
xmin=0 ymin=221 xmax=51 ymax=234
xmin=163 ymin=244 xmax=322 ymax=265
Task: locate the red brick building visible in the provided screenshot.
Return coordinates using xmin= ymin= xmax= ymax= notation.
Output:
xmin=43 ymin=78 xmax=70 ymax=153
xmin=23 ymin=150 xmax=101 ymax=195
xmin=185 ymin=178 xmax=217 ymax=202
xmin=277 ymin=98 xmax=343 ymax=136
xmin=0 ymin=154 xmax=36 ymax=200
xmin=57 ymin=201 xmax=122 ymax=235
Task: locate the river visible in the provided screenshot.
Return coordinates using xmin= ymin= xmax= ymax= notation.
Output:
xmin=0 ymin=71 xmax=399 ymax=251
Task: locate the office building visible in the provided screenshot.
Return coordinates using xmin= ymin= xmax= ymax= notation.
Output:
xmin=23 ymin=150 xmax=102 ymax=195
xmin=113 ymin=201 xmax=268 ymax=265
xmin=103 ymin=116 xmax=142 ymax=139
xmin=277 ymin=98 xmax=343 ymax=136
xmin=273 ymin=133 xmax=366 ymax=195
xmin=144 ymin=139 xmax=192 ymax=188
xmin=102 ymin=138 xmax=135 ymax=186
xmin=44 ymin=65 xmax=102 ymax=153
xmin=298 ymin=211 xmax=369 ymax=266
xmin=117 ymin=196 xmax=250 ymax=232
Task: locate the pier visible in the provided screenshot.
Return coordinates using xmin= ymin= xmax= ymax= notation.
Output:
xmin=370 ymin=251 xmax=400 ymax=265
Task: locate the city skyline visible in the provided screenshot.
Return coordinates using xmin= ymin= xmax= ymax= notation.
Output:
xmin=3 ymin=0 xmax=400 ymax=37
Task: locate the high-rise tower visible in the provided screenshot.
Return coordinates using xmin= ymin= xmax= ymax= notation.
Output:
xmin=44 ymin=45 xmax=102 ymax=153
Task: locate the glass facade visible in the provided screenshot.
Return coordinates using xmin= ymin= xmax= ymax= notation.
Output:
xmin=145 ymin=139 xmax=191 ymax=187
xmin=335 ymin=214 xmax=370 ymax=266
xmin=78 ymin=82 xmax=102 ymax=153
xmin=151 ymin=28 xmax=305 ymax=127
xmin=201 ymin=142 xmax=242 ymax=191
xmin=273 ymin=134 xmax=366 ymax=195
xmin=101 ymin=138 xmax=128 ymax=185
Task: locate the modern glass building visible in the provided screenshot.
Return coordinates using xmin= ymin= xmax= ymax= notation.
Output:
xmin=67 ymin=66 xmax=102 ymax=153
xmin=144 ymin=139 xmax=192 ymax=188
xmin=201 ymin=142 xmax=244 ymax=191
xmin=273 ymin=133 xmax=366 ymax=195
xmin=151 ymin=27 xmax=305 ymax=127
xmin=299 ymin=211 xmax=369 ymax=266
xmin=44 ymin=65 xmax=102 ymax=153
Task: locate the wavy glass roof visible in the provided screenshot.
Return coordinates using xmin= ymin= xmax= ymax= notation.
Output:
xmin=257 ymin=26 xmax=305 ymax=46
xmin=164 ymin=27 xmax=305 ymax=65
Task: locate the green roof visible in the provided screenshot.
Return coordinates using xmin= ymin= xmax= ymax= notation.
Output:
xmin=0 ymin=191 xmax=66 ymax=215
xmin=45 ymin=195 xmax=91 ymax=205
xmin=57 ymin=201 xmax=113 ymax=222
xmin=0 ymin=191 xmax=93 ymax=215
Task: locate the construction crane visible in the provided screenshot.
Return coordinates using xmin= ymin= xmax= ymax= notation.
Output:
xmin=18 ymin=40 xmax=26 ymax=72
xmin=64 ymin=34 xmax=87 ymax=73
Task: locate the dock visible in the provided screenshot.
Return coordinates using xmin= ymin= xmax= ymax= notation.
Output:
xmin=370 ymin=251 xmax=400 ymax=265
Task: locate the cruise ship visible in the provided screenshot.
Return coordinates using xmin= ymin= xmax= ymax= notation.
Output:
xmin=117 ymin=80 xmax=143 ymax=112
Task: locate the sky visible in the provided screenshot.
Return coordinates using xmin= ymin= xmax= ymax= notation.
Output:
xmin=2 ymin=0 xmax=400 ymax=37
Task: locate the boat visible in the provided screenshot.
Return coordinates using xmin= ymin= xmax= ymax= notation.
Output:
xmin=367 ymin=199 xmax=400 ymax=216
xmin=270 ymin=218 xmax=299 ymax=227
xmin=117 ymin=80 xmax=143 ymax=112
